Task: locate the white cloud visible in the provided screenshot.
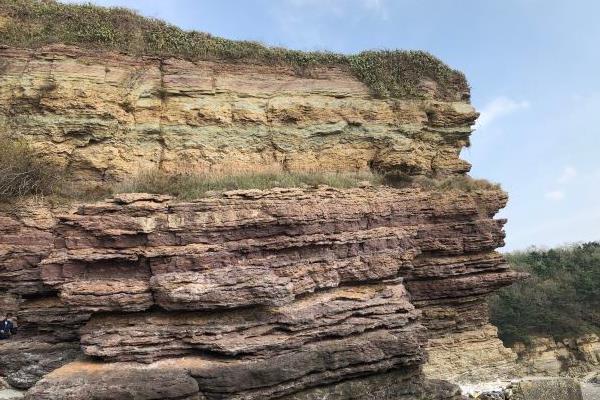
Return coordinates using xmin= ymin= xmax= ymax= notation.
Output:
xmin=557 ymin=165 xmax=577 ymax=183
xmin=475 ymin=97 xmax=530 ymax=129
xmin=545 ymin=190 xmax=565 ymax=201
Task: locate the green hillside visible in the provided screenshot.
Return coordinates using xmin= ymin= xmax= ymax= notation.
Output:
xmin=490 ymin=242 xmax=600 ymax=345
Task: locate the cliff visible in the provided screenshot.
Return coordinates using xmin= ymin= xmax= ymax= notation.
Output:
xmin=1 ymin=186 xmax=518 ymax=399
xmin=0 ymin=1 xmax=522 ymax=399
xmin=0 ymin=45 xmax=473 ymax=183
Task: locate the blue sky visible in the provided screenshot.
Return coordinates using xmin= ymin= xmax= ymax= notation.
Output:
xmin=65 ymin=0 xmax=600 ymax=251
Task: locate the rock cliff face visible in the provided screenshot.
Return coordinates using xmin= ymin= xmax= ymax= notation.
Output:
xmin=0 ymin=23 xmax=520 ymax=399
xmin=0 ymin=185 xmax=519 ymax=398
xmin=0 ymin=45 xmax=473 ymax=183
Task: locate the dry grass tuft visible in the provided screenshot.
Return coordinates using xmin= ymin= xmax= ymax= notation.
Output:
xmin=0 ymin=136 xmax=64 ymax=201
xmin=113 ymin=169 xmax=384 ymax=200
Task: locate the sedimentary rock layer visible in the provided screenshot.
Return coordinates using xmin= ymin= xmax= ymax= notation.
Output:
xmin=512 ymin=334 xmax=600 ymax=377
xmin=0 ymin=45 xmax=476 ymax=183
xmin=26 ymin=361 xmax=465 ymax=400
xmin=0 ymin=22 xmax=518 ymax=397
xmin=0 ymin=184 xmax=519 ymax=398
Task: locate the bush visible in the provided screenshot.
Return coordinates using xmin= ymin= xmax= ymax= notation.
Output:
xmin=0 ymin=0 xmax=467 ymax=100
xmin=489 ymin=243 xmax=600 ymax=345
xmin=0 ymin=137 xmax=63 ymax=201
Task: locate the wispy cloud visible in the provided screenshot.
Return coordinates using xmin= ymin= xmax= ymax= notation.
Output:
xmin=475 ymin=97 xmax=530 ymax=129
xmin=283 ymin=0 xmax=388 ymax=18
xmin=360 ymin=0 xmax=389 ymax=19
xmin=557 ymin=165 xmax=577 ymax=183
xmin=273 ymin=0 xmax=389 ymax=49
xmin=545 ymin=190 xmax=565 ymax=201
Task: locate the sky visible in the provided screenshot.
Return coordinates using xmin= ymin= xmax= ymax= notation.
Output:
xmin=64 ymin=0 xmax=600 ymax=251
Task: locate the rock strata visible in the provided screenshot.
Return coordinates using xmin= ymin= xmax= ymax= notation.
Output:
xmin=0 ymin=16 xmax=520 ymax=397
xmin=0 ymin=184 xmax=520 ymax=398
xmin=0 ymin=45 xmax=476 ymax=183
xmin=512 ymin=335 xmax=600 ymax=378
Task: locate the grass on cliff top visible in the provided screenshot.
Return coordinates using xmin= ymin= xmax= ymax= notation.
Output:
xmin=111 ymin=169 xmax=499 ymax=200
xmin=490 ymin=243 xmax=600 ymax=346
xmin=0 ymin=0 xmax=468 ymax=99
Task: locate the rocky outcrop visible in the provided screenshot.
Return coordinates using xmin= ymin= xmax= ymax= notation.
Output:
xmin=512 ymin=335 xmax=600 ymax=378
xmin=0 ymin=9 xmax=519 ymax=397
xmin=511 ymin=377 xmax=584 ymax=400
xmin=0 ymin=45 xmax=475 ymax=183
xmin=0 ymin=184 xmax=520 ymax=398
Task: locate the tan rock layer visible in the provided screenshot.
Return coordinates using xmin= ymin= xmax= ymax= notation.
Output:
xmin=0 ymin=45 xmax=476 ymax=182
xmin=512 ymin=334 xmax=600 ymax=377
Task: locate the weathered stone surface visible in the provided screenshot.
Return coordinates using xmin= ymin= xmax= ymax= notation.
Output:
xmin=0 ymin=36 xmax=522 ymax=398
xmin=59 ymin=280 xmax=153 ymax=312
xmin=0 ymin=389 xmax=25 ymax=400
xmin=0 ymin=203 xmax=64 ymax=296
xmin=0 ymin=340 xmax=81 ymax=390
xmin=0 ymin=45 xmax=476 ymax=183
xmin=0 ymin=184 xmax=520 ymax=396
xmin=81 ymin=281 xmax=421 ymax=362
xmin=25 ymin=361 xmax=201 ymax=400
xmin=26 ymin=327 xmax=427 ymax=400
xmin=38 ymin=186 xmax=508 ymax=312
xmin=150 ymin=268 xmax=296 ymax=310
xmin=511 ymin=334 xmax=600 ymax=378
xmin=278 ymin=373 xmax=465 ymax=400
xmin=423 ymin=324 xmax=521 ymax=383
xmin=16 ymin=297 xmax=90 ymax=343
xmin=511 ymin=377 xmax=584 ymax=400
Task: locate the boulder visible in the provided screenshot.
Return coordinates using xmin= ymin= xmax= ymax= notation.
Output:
xmin=511 ymin=378 xmax=583 ymax=400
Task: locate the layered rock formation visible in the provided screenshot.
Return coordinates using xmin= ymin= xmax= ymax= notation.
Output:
xmin=0 ymin=5 xmax=521 ymax=397
xmin=0 ymin=45 xmax=474 ymax=183
xmin=512 ymin=335 xmax=600 ymax=378
xmin=0 ymin=185 xmax=520 ymax=398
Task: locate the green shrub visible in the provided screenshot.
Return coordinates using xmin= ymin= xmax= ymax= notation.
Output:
xmin=490 ymin=243 xmax=600 ymax=346
xmin=0 ymin=0 xmax=467 ymax=100
xmin=0 ymin=137 xmax=63 ymax=201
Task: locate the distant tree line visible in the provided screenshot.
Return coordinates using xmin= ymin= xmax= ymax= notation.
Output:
xmin=489 ymin=242 xmax=600 ymax=346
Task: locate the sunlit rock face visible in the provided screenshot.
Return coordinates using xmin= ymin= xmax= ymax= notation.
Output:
xmin=1 ymin=185 xmax=519 ymax=399
xmin=0 ymin=45 xmax=474 ymax=183
xmin=0 ymin=40 xmax=520 ymax=399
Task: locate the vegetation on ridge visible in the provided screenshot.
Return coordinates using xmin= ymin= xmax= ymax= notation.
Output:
xmin=490 ymin=243 xmax=600 ymax=346
xmin=0 ymin=0 xmax=468 ymax=99
xmin=113 ymin=169 xmax=383 ymax=200
xmin=0 ymin=136 xmax=500 ymax=203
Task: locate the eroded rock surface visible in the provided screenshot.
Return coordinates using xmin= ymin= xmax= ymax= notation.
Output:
xmin=0 ymin=184 xmax=520 ymax=398
xmin=0 ymin=35 xmax=521 ymax=398
xmin=0 ymin=45 xmax=476 ymax=183
xmin=512 ymin=335 xmax=600 ymax=378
